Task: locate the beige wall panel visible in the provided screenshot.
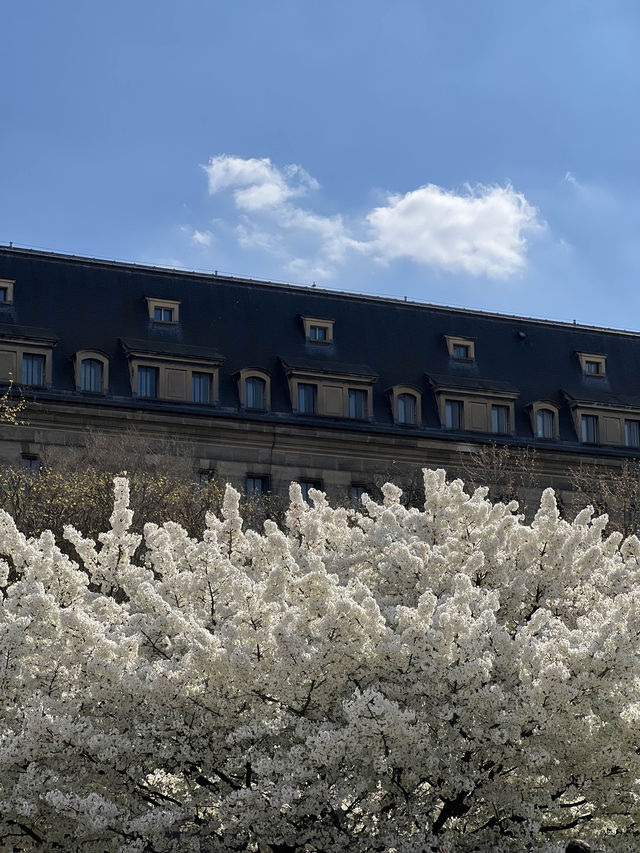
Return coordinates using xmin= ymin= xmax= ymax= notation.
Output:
xmin=166 ymin=368 xmax=187 ymax=400
xmin=0 ymin=350 xmax=17 ymax=381
xmin=323 ymin=384 xmax=344 ymax=416
xmin=602 ymin=416 xmax=622 ymax=445
xmin=468 ymin=401 xmax=488 ymax=431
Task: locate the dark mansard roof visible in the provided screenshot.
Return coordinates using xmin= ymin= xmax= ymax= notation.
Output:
xmin=2 ymin=244 xmax=640 ymax=453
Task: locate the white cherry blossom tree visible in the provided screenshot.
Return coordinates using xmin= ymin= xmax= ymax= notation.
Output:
xmin=1 ymin=470 xmax=639 ymax=852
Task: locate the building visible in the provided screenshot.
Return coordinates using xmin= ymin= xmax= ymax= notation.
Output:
xmin=1 ymin=244 xmax=640 ymax=504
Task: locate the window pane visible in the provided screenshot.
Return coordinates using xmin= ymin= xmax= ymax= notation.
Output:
xmin=309 ymin=325 xmax=327 ymax=341
xmin=585 ymin=360 xmax=600 ymax=375
xmin=350 ymin=484 xmax=367 ymax=503
xmin=22 ymin=456 xmax=40 ymax=473
xmin=445 ymin=400 xmax=462 ymax=429
xmin=348 ymin=388 xmax=367 ymax=419
xmin=154 ymin=307 xmax=173 ymax=322
xmin=22 ymin=354 xmax=45 ymax=386
xmin=0 ymin=288 xmax=7 ymax=302
xmin=536 ymin=409 xmax=554 ymax=438
xmin=453 ymin=344 xmax=469 ymax=359
xmin=397 ymin=393 xmax=416 ymax=424
xmin=626 ymin=420 xmax=640 ymax=447
xmin=137 ymin=366 xmax=158 ymax=398
xmin=581 ymin=414 xmax=597 ymax=443
xmin=491 ymin=405 xmax=509 ymax=434
xmin=298 ymin=383 xmax=315 ymax=414
xmin=192 ymin=372 xmax=211 ymax=403
xmin=81 ymin=358 xmax=103 ymax=392
xmin=247 ymin=476 xmax=268 ymax=497
xmin=246 ymin=376 xmax=265 ymax=409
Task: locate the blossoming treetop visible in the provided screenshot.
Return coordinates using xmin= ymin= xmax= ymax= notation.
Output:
xmin=1 ymin=470 xmax=639 ymax=852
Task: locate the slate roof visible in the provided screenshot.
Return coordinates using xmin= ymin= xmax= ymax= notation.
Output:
xmin=426 ymin=374 xmax=519 ymax=395
xmin=120 ymin=338 xmax=224 ymax=362
xmin=280 ymin=356 xmax=378 ymax=379
xmin=3 ymin=244 xmax=640 ymax=453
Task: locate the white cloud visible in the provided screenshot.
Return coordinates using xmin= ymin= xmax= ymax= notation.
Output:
xmin=191 ymin=229 xmax=213 ymax=247
xmin=195 ymin=155 xmax=543 ymax=281
xmin=367 ymin=183 xmax=542 ymax=278
xmin=203 ymin=155 xmax=318 ymax=211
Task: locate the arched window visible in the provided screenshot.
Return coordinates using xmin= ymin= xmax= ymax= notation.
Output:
xmin=238 ymin=369 xmax=271 ymax=411
xmin=74 ymin=350 xmax=109 ymax=394
xmin=390 ymin=385 xmax=421 ymax=426
xmin=536 ymin=408 xmax=554 ymax=438
xmin=246 ymin=376 xmax=266 ymax=409
xmin=81 ymin=358 xmax=103 ymax=393
xmin=397 ymin=393 xmax=417 ymax=424
xmin=530 ymin=402 xmax=559 ymax=440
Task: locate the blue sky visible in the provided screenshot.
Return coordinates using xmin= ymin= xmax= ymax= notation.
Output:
xmin=1 ymin=1 xmax=639 ymax=328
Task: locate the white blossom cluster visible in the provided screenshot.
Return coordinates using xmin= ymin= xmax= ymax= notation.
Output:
xmin=1 ymin=470 xmax=639 ymax=852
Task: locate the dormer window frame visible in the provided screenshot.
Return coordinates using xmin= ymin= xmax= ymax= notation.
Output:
xmin=577 ymin=351 xmax=606 ymax=378
xmin=389 ymin=384 xmax=422 ymax=426
xmin=74 ymin=350 xmax=110 ymax=394
xmin=237 ymin=368 xmax=271 ymax=411
xmin=529 ymin=401 xmax=560 ymax=440
xmin=146 ymin=297 xmax=181 ymax=324
xmin=445 ymin=335 xmax=475 ymax=361
xmin=0 ymin=335 xmax=56 ymax=390
xmin=0 ymin=279 xmax=15 ymax=304
xmin=281 ymin=360 xmax=376 ymax=420
xmin=301 ymin=315 xmax=334 ymax=344
xmin=429 ymin=377 xmax=519 ymax=434
xmin=123 ymin=344 xmax=222 ymax=405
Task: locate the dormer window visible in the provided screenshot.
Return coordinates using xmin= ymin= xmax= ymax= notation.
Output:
xmin=348 ymin=388 xmax=367 ymax=419
xmin=389 ymin=385 xmax=422 ymax=426
xmin=22 ymin=353 xmax=45 ymax=387
xmin=0 ymin=279 xmax=14 ymax=304
xmin=397 ymin=393 xmax=416 ymax=424
xmin=537 ymin=409 xmax=554 ymax=438
xmin=445 ymin=335 xmax=475 ymax=360
xmin=237 ymin=369 xmax=271 ymax=411
xmin=74 ymin=351 xmax=109 ymax=394
xmin=301 ymin=315 xmax=334 ymax=343
xmin=192 ymin=372 xmax=212 ymax=403
xmin=154 ymin=307 xmax=173 ymax=322
xmin=581 ymin=413 xmax=598 ymax=443
xmin=577 ymin=352 xmax=606 ymax=377
xmin=491 ymin=404 xmax=510 ymax=434
xmin=529 ymin=401 xmax=560 ymax=440
xmin=138 ymin=366 xmax=159 ymax=398
xmin=146 ymin=297 xmax=180 ymax=324
xmin=445 ymin=399 xmax=463 ymax=429
xmin=245 ymin=376 xmax=265 ymax=408
xmin=82 ymin=359 xmax=103 ymax=392
xmin=309 ymin=325 xmax=327 ymax=341
xmin=625 ymin=419 xmax=640 ymax=448
xmin=298 ymin=383 xmax=316 ymax=414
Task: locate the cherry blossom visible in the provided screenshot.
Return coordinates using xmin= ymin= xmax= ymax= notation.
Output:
xmin=1 ymin=471 xmax=639 ymax=852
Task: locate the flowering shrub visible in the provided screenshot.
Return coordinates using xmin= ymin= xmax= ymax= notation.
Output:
xmin=1 ymin=470 xmax=639 ymax=852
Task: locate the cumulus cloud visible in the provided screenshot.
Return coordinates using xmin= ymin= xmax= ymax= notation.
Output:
xmin=190 ymin=229 xmax=213 ymax=247
xmin=203 ymin=155 xmax=318 ymax=211
xmin=195 ymin=154 xmax=543 ymax=280
xmin=367 ymin=183 xmax=541 ymax=278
